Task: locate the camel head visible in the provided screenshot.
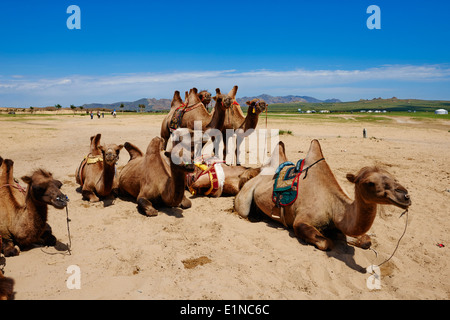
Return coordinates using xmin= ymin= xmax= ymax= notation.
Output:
xmin=21 ymin=169 xmax=68 ymax=209
xmin=346 ymin=167 xmax=411 ymax=210
xmin=213 ymin=86 xmax=238 ymax=110
xmin=98 ymin=144 xmax=124 ymax=166
xmin=246 ymin=99 xmax=267 ymax=115
xmin=198 ymin=90 xmax=212 ymax=106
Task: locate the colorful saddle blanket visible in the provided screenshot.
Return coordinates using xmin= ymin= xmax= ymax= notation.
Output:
xmin=169 ymin=104 xmax=186 ymax=132
xmin=186 ymin=157 xmax=225 ymax=197
xmin=272 ymin=159 xmax=304 ymax=207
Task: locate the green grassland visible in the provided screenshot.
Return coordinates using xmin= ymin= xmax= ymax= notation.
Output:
xmin=261 ymin=98 xmax=450 ymax=114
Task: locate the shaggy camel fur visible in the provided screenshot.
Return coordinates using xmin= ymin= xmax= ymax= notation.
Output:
xmin=234 ymin=140 xmax=411 ymax=251
xmin=0 ymin=157 xmax=67 ymax=257
xmin=119 ymin=137 xmax=195 ymax=216
xmin=160 ymin=88 xmax=233 ymax=150
xmin=75 ymin=134 xmax=123 ymax=202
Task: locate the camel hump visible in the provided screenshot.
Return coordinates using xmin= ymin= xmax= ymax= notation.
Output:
xmin=228 ymin=85 xmax=238 ymax=99
xmin=187 ymin=88 xmax=201 ymax=106
xmin=124 ymin=142 xmax=143 ymax=161
xmin=305 ymin=139 xmax=325 ymax=163
xmin=89 ymin=134 xmax=102 ymax=154
xmin=145 ymin=137 xmax=165 ymax=156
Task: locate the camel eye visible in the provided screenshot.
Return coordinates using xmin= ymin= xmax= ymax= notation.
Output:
xmin=366 ymin=181 xmax=375 ymax=188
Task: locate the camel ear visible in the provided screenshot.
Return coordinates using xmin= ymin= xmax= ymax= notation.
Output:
xmin=246 ymin=101 xmax=251 ymax=106
xmin=118 ymin=144 xmax=124 ymax=150
xmin=346 ymin=173 xmax=356 ymax=183
xmin=21 ymin=175 xmax=32 ymax=185
xmin=164 ymin=151 xmax=171 ymax=159
xmin=98 ymin=145 xmax=105 ymax=153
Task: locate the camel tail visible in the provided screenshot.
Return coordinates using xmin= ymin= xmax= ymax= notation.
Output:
xmin=124 ymin=142 xmax=143 ymax=161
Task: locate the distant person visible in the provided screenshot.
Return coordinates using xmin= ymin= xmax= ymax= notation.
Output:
xmin=113 ymin=110 xmax=117 ymax=118
xmin=90 ymin=111 xmax=93 ymax=120
xmin=97 ymin=111 xmax=101 ymax=119
xmin=363 ymin=128 xmax=367 ymax=138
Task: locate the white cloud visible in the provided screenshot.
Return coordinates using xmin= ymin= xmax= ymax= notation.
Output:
xmin=0 ymin=64 xmax=449 ymax=107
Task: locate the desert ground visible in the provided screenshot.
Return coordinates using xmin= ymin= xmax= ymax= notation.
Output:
xmin=1 ymin=112 xmax=449 ymax=300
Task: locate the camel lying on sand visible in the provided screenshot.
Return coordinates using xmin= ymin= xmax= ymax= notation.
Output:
xmin=160 ymin=87 xmax=233 ymax=150
xmin=234 ymin=140 xmax=411 ymax=251
xmin=0 ymin=156 xmax=68 ymax=257
xmin=186 ymin=157 xmax=261 ymax=197
xmin=119 ymin=137 xmax=195 ymax=216
xmin=75 ymin=134 xmax=123 ymax=202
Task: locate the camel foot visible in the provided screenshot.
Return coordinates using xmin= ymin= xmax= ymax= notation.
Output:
xmin=2 ymin=241 xmax=20 ymax=257
xmin=180 ymin=196 xmax=192 ymax=209
xmin=137 ymin=198 xmax=158 ymax=217
xmin=293 ymin=221 xmax=334 ymax=251
xmin=346 ymin=234 xmax=372 ymax=250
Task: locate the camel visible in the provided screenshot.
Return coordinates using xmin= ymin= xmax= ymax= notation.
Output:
xmin=215 ymin=94 xmax=267 ymax=164
xmin=119 ymin=136 xmax=195 ymax=216
xmin=186 ymin=156 xmax=261 ymax=197
xmin=160 ymin=87 xmax=233 ymax=150
xmin=75 ymin=134 xmax=123 ymax=202
xmin=234 ymin=140 xmax=411 ymax=251
xmin=0 ymin=156 xmax=68 ymax=257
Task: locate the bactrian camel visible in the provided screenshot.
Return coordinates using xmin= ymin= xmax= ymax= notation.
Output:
xmin=75 ymin=134 xmax=123 ymax=202
xmin=119 ymin=137 xmax=195 ymax=216
xmin=234 ymin=140 xmax=411 ymax=251
xmin=160 ymin=87 xmax=233 ymax=150
xmin=0 ymin=156 xmax=68 ymax=257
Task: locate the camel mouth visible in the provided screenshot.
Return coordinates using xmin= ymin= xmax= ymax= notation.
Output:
xmin=52 ymin=195 xmax=68 ymax=209
xmin=387 ymin=196 xmax=411 ymax=210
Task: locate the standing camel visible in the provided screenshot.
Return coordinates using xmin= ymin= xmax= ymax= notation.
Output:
xmin=234 ymin=140 xmax=411 ymax=251
xmin=75 ymin=134 xmax=123 ymax=202
xmin=119 ymin=137 xmax=195 ymax=216
xmin=0 ymin=156 xmax=68 ymax=257
xmin=160 ymin=87 xmax=233 ymax=150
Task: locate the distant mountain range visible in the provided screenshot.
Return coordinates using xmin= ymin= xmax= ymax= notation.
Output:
xmin=82 ymin=95 xmax=341 ymax=111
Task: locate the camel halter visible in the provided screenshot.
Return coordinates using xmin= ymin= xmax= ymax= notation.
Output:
xmin=368 ymin=208 xmax=409 ymax=273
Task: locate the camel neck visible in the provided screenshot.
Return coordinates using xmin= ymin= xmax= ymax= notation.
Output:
xmin=334 ymin=189 xmax=377 ymax=236
xmin=24 ymin=189 xmax=48 ymax=230
xmin=101 ymin=161 xmax=116 ymax=193
xmin=240 ymin=110 xmax=260 ymax=131
xmin=208 ymin=103 xmax=226 ymax=130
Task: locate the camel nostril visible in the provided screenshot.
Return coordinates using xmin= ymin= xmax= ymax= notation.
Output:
xmin=405 ymin=194 xmax=410 ymax=200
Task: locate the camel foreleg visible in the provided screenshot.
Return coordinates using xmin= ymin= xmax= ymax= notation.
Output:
xmin=293 ymin=220 xmax=334 ymax=251
xmin=346 ymin=234 xmax=372 ymax=249
xmin=137 ymin=197 xmax=158 ymax=217
xmin=1 ymin=238 xmax=20 ymax=257
xmin=82 ymin=188 xmax=100 ymax=203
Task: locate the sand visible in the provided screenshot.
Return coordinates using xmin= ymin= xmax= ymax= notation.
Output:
xmin=0 ymin=113 xmax=449 ymax=300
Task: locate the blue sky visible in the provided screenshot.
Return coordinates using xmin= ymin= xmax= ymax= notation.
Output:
xmin=0 ymin=0 xmax=449 ymax=107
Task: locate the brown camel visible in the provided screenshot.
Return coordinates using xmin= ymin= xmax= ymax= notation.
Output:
xmin=186 ymin=157 xmax=261 ymax=197
xmin=75 ymin=134 xmax=123 ymax=202
xmin=0 ymin=156 xmax=68 ymax=257
xmin=213 ymin=91 xmax=267 ymax=163
xmin=119 ymin=137 xmax=195 ymax=216
xmin=234 ymin=140 xmax=411 ymax=251
xmin=160 ymin=87 xmax=233 ymax=150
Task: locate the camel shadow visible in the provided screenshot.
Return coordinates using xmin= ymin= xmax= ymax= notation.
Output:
xmin=248 ymin=209 xmax=366 ymax=273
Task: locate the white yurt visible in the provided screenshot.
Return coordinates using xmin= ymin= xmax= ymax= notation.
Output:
xmin=435 ymin=109 xmax=448 ymax=115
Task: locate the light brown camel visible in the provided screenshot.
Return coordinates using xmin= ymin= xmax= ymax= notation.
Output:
xmin=0 ymin=156 xmax=68 ymax=257
xmin=186 ymin=157 xmax=261 ymax=197
xmin=160 ymin=88 xmax=233 ymax=150
xmin=214 ymin=92 xmax=267 ymax=164
xmin=234 ymin=140 xmax=411 ymax=251
xmin=75 ymin=134 xmax=123 ymax=202
xmin=119 ymin=137 xmax=195 ymax=216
